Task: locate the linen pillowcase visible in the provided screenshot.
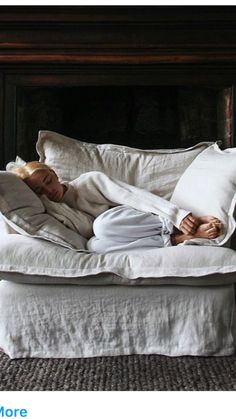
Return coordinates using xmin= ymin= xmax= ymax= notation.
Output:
xmin=171 ymin=143 xmax=236 ymax=247
xmin=36 ymin=130 xmax=214 ymax=199
xmin=0 ymin=172 xmax=87 ymax=251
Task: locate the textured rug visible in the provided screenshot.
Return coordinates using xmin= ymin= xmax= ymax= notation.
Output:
xmin=0 ymin=351 xmax=236 ymax=391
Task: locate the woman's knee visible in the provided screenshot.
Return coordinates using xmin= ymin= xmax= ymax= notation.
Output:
xmin=93 ymin=213 xmax=112 ymax=238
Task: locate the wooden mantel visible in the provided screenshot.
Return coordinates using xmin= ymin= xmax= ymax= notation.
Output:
xmin=0 ymin=6 xmax=236 ymax=66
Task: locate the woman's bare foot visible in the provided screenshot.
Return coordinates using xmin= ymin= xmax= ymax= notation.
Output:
xmin=171 ymin=221 xmax=223 ymax=245
xmin=180 ymin=214 xmax=222 ymax=235
xmin=196 ymin=222 xmax=223 ymax=239
xmin=197 ymin=215 xmax=221 ymax=225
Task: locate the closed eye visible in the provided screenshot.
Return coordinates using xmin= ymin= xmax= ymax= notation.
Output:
xmin=45 ymin=175 xmax=52 ymax=185
xmin=34 ymin=187 xmax=42 ymax=195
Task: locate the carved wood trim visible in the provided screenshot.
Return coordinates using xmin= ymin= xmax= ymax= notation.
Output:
xmin=2 ymin=53 xmax=236 ymax=66
xmin=0 ymin=6 xmax=236 ymax=66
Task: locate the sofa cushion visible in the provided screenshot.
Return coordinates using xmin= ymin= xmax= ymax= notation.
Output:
xmin=1 ymin=235 xmax=236 ymax=286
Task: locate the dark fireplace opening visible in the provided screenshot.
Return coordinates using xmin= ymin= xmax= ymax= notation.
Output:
xmin=16 ymin=85 xmax=233 ymax=162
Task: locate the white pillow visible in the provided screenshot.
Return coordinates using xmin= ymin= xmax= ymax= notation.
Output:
xmin=0 ymin=172 xmax=87 ymax=251
xmin=36 ymin=130 xmax=213 ymax=199
xmin=171 ymin=143 xmax=236 ymax=246
xmin=1 ymin=235 xmax=236 ymax=286
xmin=0 ymin=214 xmax=18 ymax=234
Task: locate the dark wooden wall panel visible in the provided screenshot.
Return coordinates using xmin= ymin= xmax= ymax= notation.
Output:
xmin=0 ymin=73 xmax=4 ymax=169
xmin=1 ymin=6 xmax=236 ymax=168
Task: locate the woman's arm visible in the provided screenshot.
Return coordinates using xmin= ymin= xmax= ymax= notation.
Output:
xmin=68 ymin=171 xmax=193 ymax=232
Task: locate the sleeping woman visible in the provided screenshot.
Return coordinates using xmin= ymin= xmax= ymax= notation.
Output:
xmin=7 ymin=161 xmax=223 ymax=253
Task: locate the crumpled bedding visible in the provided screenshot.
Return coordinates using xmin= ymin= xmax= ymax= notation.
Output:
xmin=0 ymin=280 xmax=235 ymax=358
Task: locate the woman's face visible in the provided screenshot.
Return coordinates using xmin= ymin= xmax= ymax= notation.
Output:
xmin=25 ymin=169 xmax=65 ymax=202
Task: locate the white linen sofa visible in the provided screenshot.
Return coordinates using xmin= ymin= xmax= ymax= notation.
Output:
xmin=0 ymin=131 xmax=236 ymax=358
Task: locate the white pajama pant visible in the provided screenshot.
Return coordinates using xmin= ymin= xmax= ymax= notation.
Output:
xmin=87 ymin=205 xmax=174 ymax=253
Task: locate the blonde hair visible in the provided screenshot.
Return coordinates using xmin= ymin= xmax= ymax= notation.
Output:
xmin=7 ymin=161 xmax=52 ymax=180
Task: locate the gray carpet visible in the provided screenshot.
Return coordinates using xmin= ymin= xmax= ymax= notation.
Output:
xmin=0 ymin=351 xmax=236 ymax=391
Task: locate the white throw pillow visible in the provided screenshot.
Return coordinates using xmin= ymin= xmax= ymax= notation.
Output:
xmin=0 ymin=172 xmax=87 ymax=250
xmin=36 ymin=130 xmax=213 ymax=199
xmin=171 ymin=143 xmax=236 ymax=246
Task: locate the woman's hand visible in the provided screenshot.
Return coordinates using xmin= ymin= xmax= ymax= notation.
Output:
xmin=179 ymin=213 xmax=199 ymax=235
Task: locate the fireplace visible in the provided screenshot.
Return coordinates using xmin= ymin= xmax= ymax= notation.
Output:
xmin=14 ymin=85 xmax=233 ymax=162
xmin=1 ymin=6 xmax=236 ymax=168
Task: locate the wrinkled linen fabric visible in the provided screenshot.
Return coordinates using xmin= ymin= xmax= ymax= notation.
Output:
xmin=36 ymin=130 xmax=213 ymax=200
xmin=41 ymin=170 xmax=189 ymax=241
xmin=87 ymin=205 xmax=173 ymax=253
xmin=1 ymin=170 xmax=189 ymax=250
xmin=40 ymin=195 xmax=94 ymax=239
xmin=0 ymin=172 xmax=87 ymax=250
xmin=1 ymin=235 xmax=236 ymax=285
xmin=3 ymin=137 xmax=214 ymax=250
xmin=0 ymin=281 xmax=235 ymax=358
xmin=61 ymin=171 xmax=190 ymax=236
